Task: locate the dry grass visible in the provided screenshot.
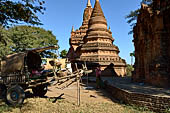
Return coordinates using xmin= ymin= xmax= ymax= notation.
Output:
xmin=0 ymin=82 xmax=154 ymax=113
xmin=0 ymin=97 xmax=153 ymax=113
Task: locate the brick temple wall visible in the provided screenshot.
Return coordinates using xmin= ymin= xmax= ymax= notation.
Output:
xmin=104 ymin=82 xmax=170 ymax=113
xmin=132 ymin=0 xmax=170 ymax=87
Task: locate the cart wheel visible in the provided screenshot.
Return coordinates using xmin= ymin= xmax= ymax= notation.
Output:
xmin=32 ymin=85 xmax=47 ymax=97
xmin=6 ymin=85 xmax=25 ymax=106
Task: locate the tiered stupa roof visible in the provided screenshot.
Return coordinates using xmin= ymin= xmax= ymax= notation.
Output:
xmin=69 ymin=0 xmax=93 ymax=51
xmin=68 ymin=0 xmax=126 ymax=76
xmin=81 ymin=0 xmax=119 ymax=52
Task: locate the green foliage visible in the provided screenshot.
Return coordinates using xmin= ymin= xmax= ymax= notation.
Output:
xmin=0 ymin=27 xmax=14 ymax=57
xmin=124 ymin=104 xmax=153 ymax=113
xmin=130 ymin=52 xmax=135 ymax=57
xmin=60 ymin=49 xmax=67 ymax=58
xmin=126 ymin=64 xmax=134 ymax=76
xmin=0 ymin=0 xmax=45 ymax=46
xmin=0 ymin=25 xmax=59 ymax=58
xmin=0 ymin=0 xmax=45 ymax=27
xmin=8 ymin=26 xmax=58 ymax=52
xmin=126 ymin=0 xmax=153 ymax=34
xmin=125 ymin=9 xmax=140 ymax=35
xmin=130 ymin=51 xmax=135 ymax=65
xmin=0 ymin=104 xmax=12 ymax=112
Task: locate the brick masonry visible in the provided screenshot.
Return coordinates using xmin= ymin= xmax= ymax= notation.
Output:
xmin=104 ymin=81 xmax=170 ymax=113
xmin=132 ymin=0 xmax=170 ymax=88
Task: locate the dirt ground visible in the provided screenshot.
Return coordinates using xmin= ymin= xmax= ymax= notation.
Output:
xmin=0 ymin=82 xmax=153 ymax=113
xmin=47 ymin=82 xmax=114 ymax=104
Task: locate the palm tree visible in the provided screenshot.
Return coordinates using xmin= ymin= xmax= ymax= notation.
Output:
xmin=130 ymin=52 xmax=135 ymax=65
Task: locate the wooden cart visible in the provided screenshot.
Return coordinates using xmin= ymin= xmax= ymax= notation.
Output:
xmin=0 ymin=45 xmax=91 ymax=106
xmin=0 ymin=46 xmax=59 ymax=106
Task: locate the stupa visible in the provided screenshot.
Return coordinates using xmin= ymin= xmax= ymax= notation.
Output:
xmin=68 ymin=0 xmax=126 ymax=76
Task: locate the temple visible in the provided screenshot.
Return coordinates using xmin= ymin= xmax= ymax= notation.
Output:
xmin=68 ymin=0 xmax=126 ymax=76
xmin=132 ymin=0 xmax=170 ymax=87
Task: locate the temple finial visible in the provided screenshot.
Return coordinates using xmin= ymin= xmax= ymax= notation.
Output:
xmin=87 ymin=0 xmax=92 ymax=7
xmin=71 ymin=26 xmax=74 ymax=32
xmin=109 ymin=26 xmax=111 ymax=31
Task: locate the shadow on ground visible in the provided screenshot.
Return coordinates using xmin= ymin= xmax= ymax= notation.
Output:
xmin=109 ymin=76 xmax=170 ymax=96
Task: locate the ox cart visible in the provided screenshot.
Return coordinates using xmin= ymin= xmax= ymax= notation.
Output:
xmin=0 ymin=46 xmax=89 ymax=106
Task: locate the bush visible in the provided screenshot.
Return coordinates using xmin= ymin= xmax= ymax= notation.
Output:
xmin=126 ymin=64 xmax=134 ymax=76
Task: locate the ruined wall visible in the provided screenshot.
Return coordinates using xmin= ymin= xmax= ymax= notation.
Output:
xmin=132 ymin=0 xmax=170 ymax=87
xmin=104 ymin=82 xmax=170 ymax=113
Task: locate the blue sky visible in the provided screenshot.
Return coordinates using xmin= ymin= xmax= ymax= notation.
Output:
xmin=37 ymin=0 xmax=141 ymax=64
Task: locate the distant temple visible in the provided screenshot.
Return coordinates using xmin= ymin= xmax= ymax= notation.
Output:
xmin=67 ymin=0 xmax=126 ymax=76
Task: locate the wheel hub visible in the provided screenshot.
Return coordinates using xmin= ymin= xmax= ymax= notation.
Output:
xmin=11 ymin=91 xmax=19 ymax=101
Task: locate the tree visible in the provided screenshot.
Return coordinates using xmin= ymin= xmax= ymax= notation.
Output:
xmin=0 ymin=25 xmax=59 ymax=58
xmin=60 ymin=49 xmax=67 ymax=58
xmin=130 ymin=52 xmax=135 ymax=65
xmin=0 ymin=0 xmax=45 ymax=27
xmin=125 ymin=0 xmax=153 ymax=34
xmin=0 ymin=27 xmax=14 ymax=58
xmin=0 ymin=0 xmax=45 ymax=44
xmin=126 ymin=64 xmax=134 ymax=76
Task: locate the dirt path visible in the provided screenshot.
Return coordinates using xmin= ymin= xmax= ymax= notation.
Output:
xmin=46 ymin=82 xmax=114 ymax=104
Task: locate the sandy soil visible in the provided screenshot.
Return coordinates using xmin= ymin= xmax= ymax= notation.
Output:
xmin=46 ymin=82 xmax=114 ymax=104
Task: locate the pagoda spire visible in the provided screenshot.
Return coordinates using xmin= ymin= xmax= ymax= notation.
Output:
xmin=71 ymin=26 xmax=74 ymax=32
xmin=109 ymin=26 xmax=111 ymax=31
xmin=91 ymin=0 xmax=105 ymax=18
xmin=87 ymin=0 xmax=92 ymax=7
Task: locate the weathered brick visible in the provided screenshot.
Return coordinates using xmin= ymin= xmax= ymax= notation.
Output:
xmin=105 ymin=82 xmax=170 ymax=113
